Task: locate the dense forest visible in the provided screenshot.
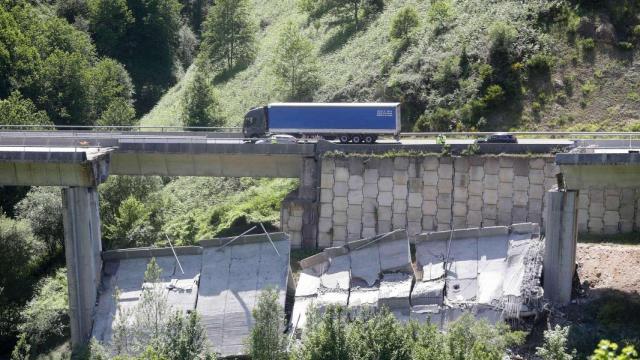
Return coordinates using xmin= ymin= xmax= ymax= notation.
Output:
xmin=1 ymin=0 xmax=640 ymax=358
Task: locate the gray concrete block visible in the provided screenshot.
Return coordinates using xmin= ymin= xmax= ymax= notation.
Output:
xmin=423 ymin=157 xmax=439 ymax=171
xmin=408 ymin=207 xmax=423 ymax=222
xmin=437 ymin=179 xmax=453 ymax=193
xmin=484 ymin=158 xmax=499 ymax=175
xmin=512 ymin=206 xmax=528 ymax=222
xmin=349 ymin=175 xmax=364 ymax=190
xmin=422 ymin=216 xmax=436 ymax=230
xmin=334 ymin=181 xmax=348 ymax=196
xmin=529 ymin=158 xmax=546 ymax=169
xmin=453 ymin=202 xmax=467 ymax=217
xmin=437 ymin=193 xmax=452 ymax=209
xmin=347 ymin=205 xmax=363 ymax=219
xmin=393 ymin=170 xmax=408 ymax=184
xmin=422 ymin=185 xmax=438 ymax=200
xmin=423 ymin=171 xmax=439 ymax=186
xmin=378 ymin=192 xmax=393 ymax=206
xmin=320 ymin=204 xmax=333 ymax=218
xmin=499 ymin=157 xmax=514 ymax=168
xmin=605 ymin=195 xmax=620 ymax=210
xmin=484 ymin=175 xmax=499 ymax=190
xmin=409 ymin=178 xmax=423 ymax=193
xmin=482 ymin=205 xmax=497 ymax=220
xmin=364 ymin=169 xmax=379 ymax=184
xmin=529 ymin=185 xmax=545 ymax=200
xmin=469 ymin=181 xmax=483 ymax=196
xmin=333 ymin=197 xmax=348 ymax=211
xmin=513 ymin=159 xmax=529 ymax=176
xmin=422 ymin=201 xmax=438 ymax=216
xmin=482 ymin=189 xmax=498 ymax=205
xmin=321 ymin=159 xmax=335 ymax=174
xmin=436 ymin=211 xmax=452 ymax=224
xmin=468 ymin=196 xmax=483 ymax=211
xmin=438 ymin=163 xmax=453 ymax=179
xmin=378 ymin=177 xmax=393 ymax=192
xmin=499 ymin=167 xmax=514 ymax=183
xmin=378 ymin=206 xmax=392 ymax=221
xmin=394 ymin=157 xmax=409 ymax=170
xmin=454 ymin=173 xmax=469 ymax=187
xmin=335 ymin=167 xmax=349 ymax=182
xmin=348 ymin=190 xmax=364 ymax=205
xmin=392 ymin=213 xmax=407 ymax=228
xmin=319 ymin=217 xmax=333 ymax=232
xmin=513 ymin=191 xmax=528 ymax=207
xmin=363 ymin=183 xmax=378 ymax=198
xmin=467 ymin=210 xmax=482 ymax=227
xmin=393 ymin=201 xmax=408 ymax=214
xmin=377 ymin=221 xmax=392 ymax=233
xmin=498 ymin=182 xmax=514 ymax=198
xmin=469 ymin=166 xmax=484 ymax=181
xmin=320 ymin=189 xmax=334 ymax=204
xmin=333 ymin=212 xmax=347 ymax=225
xmin=349 ymin=158 xmax=365 ymax=174
xmin=393 ymin=185 xmax=408 ymax=199
xmin=529 ymin=169 xmax=545 ymax=185
xmin=408 ymin=192 xmax=423 ymax=208
xmin=321 ymin=173 xmax=334 ymax=189
xmin=497 ymin=211 xmax=512 ymax=225
xmin=378 ymin=158 xmax=394 ymax=177
xmin=513 ymin=176 xmax=530 ymax=191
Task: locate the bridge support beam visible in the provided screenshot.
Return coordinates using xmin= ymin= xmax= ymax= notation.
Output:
xmin=543 ymin=188 xmax=578 ymax=306
xmin=62 ymin=187 xmax=102 ymax=348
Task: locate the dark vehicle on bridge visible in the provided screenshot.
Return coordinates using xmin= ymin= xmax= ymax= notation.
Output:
xmin=475 ymin=133 xmax=518 ymax=144
xmin=242 ymin=103 xmax=401 ymax=144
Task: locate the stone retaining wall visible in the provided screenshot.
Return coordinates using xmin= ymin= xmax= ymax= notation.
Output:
xmin=312 ymin=155 xmax=639 ymax=248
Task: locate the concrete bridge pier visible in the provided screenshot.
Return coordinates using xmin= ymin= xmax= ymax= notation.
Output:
xmin=543 ymin=188 xmax=578 ymax=306
xmin=62 ymin=187 xmax=102 ymax=347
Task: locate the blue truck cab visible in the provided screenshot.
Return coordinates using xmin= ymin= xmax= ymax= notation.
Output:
xmin=243 ymin=102 xmax=401 ymax=143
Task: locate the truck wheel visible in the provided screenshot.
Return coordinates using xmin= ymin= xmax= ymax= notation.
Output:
xmin=363 ymin=135 xmax=374 ymax=144
xmin=352 ymin=135 xmax=362 ymax=143
xmin=339 ymin=135 xmax=350 ymax=144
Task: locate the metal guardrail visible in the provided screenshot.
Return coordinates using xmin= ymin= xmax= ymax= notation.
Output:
xmin=0 ymin=125 xmax=242 ymax=132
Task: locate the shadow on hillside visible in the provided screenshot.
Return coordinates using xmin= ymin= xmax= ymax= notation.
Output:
xmin=579 ymin=232 xmax=640 ymax=245
xmin=213 ymin=63 xmax=251 ymax=84
xmin=566 ymin=288 xmax=640 ymax=357
xmin=321 ymin=21 xmax=358 ymax=54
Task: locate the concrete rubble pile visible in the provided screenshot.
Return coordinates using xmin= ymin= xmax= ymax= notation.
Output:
xmin=292 ymin=224 xmax=544 ymax=332
xmin=92 ymin=233 xmax=291 ymax=358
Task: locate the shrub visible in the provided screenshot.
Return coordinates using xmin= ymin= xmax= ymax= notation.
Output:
xmin=296 ymin=306 xmax=349 ymax=360
xmin=579 ymin=38 xmax=596 ymax=51
xmin=592 ymin=340 xmax=638 ymax=360
xmin=390 ymin=6 xmax=419 ymax=41
xmin=16 ymin=269 xmax=69 ymax=356
xmin=16 ymin=187 xmax=64 ymax=256
xmin=248 ymin=289 xmax=287 ymax=360
xmin=428 ymin=0 xmax=455 ymax=33
xmin=536 ymin=325 xmax=575 ymax=360
xmin=618 ymin=41 xmax=634 ymax=51
xmin=527 ymin=53 xmax=555 ymax=76
xmin=346 ymin=308 xmax=412 ymax=360
xmin=581 ymin=80 xmax=597 ymax=96
xmin=414 ymin=108 xmax=455 ymax=132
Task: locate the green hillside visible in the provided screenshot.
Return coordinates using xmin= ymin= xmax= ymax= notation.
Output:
xmin=143 ymin=0 xmax=640 ymax=132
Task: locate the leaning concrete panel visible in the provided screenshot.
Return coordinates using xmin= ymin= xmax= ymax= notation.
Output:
xmin=197 ymin=235 xmax=290 ymax=358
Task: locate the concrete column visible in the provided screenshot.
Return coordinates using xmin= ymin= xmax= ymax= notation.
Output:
xmin=543 ymin=188 xmax=578 ymax=306
xmin=298 ymin=157 xmax=319 ymax=248
xmin=62 ymin=187 xmax=102 ymax=348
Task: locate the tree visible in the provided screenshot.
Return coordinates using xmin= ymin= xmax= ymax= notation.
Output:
xmin=161 ymin=311 xmax=212 ymax=360
xmin=300 ymin=0 xmax=379 ymax=31
xmin=177 ymin=24 xmax=198 ymax=69
xmin=97 ymin=98 xmax=137 ymax=127
xmin=536 ymin=325 xmax=575 ymax=360
xmin=248 ymin=289 xmax=287 ymax=360
xmin=296 ymin=306 xmax=350 ymax=360
xmin=0 ymin=92 xmax=52 ymax=127
xmin=16 ymin=187 xmax=63 ymax=255
xmin=346 ymin=308 xmax=412 ymax=360
xmin=390 ymin=6 xmax=419 ymax=41
xmin=88 ymin=0 xmax=134 ymax=59
xmin=182 ymin=69 xmax=224 ymax=128
xmin=104 ymin=196 xmax=155 ymax=249
xmin=0 ymin=216 xmax=43 ymax=304
xmin=16 ymin=269 xmax=69 ymax=356
xmin=427 ymin=0 xmax=455 ymax=33
xmin=271 ymin=22 xmax=320 ymax=101
xmin=201 ymin=0 xmax=256 ymax=73
xmin=88 ymin=58 xmax=135 ymax=120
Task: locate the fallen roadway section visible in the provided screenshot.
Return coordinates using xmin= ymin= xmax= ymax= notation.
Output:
xmin=92 ymin=233 xmax=291 ymax=358
xmin=292 ymin=224 xmax=544 ymax=334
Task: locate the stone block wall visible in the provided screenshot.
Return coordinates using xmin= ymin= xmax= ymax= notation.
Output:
xmin=317 ymin=155 xmax=560 ymax=248
xmin=283 ymin=154 xmax=640 ymax=249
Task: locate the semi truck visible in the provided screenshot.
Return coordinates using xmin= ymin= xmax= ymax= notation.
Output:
xmin=242 ymin=102 xmax=401 ymax=144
